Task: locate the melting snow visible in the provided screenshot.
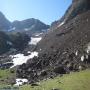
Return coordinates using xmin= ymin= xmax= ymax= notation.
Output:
xmin=86 ymin=45 xmax=90 ymax=53
xmin=14 ymin=78 xmax=28 ymax=86
xmin=27 ymin=51 xmax=31 ymax=54
xmin=10 ymin=51 xmax=38 ymax=67
xmin=11 ymin=27 xmax=16 ymax=31
xmin=75 ymin=51 xmax=78 ymax=56
xmin=81 ymin=56 xmax=84 ymax=62
xmin=7 ymin=41 xmax=12 ymax=45
xmin=57 ymin=21 xmax=65 ymax=28
xmin=85 ymin=43 xmax=90 ymax=53
xmin=29 ymin=37 xmax=42 ymax=45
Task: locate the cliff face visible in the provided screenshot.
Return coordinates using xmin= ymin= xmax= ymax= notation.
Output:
xmin=17 ymin=0 xmax=90 ymax=83
xmin=51 ymin=0 xmax=90 ymax=30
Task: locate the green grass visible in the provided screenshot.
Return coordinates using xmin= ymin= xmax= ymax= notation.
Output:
xmin=20 ymin=69 xmax=90 ymax=90
xmin=0 ymin=69 xmax=16 ymax=85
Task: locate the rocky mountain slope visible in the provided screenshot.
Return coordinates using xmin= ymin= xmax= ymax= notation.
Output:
xmin=51 ymin=0 xmax=90 ymax=30
xmin=0 ymin=11 xmax=49 ymax=35
xmin=11 ymin=18 xmax=49 ymax=36
xmin=0 ymin=12 xmax=11 ymax=30
xmin=16 ymin=0 xmax=90 ymax=84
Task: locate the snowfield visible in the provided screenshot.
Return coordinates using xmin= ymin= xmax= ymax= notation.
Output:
xmin=10 ymin=51 xmax=38 ymax=67
xmin=29 ymin=37 xmax=42 ymax=45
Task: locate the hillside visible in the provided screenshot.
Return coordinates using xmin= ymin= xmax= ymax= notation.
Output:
xmin=0 ymin=11 xmax=49 ymax=36
xmin=0 ymin=0 xmax=90 ymax=89
xmin=20 ymin=69 xmax=90 ymax=90
xmin=17 ymin=0 xmax=90 ymax=84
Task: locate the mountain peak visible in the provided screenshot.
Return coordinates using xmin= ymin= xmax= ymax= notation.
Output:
xmin=0 ymin=12 xmax=11 ymax=30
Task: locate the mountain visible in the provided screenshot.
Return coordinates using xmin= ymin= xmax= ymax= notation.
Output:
xmin=0 ymin=12 xmax=11 ymax=31
xmin=51 ymin=0 xmax=90 ymax=30
xmin=9 ymin=18 xmax=49 ymax=36
xmin=0 ymin=11 xmax=49 ymax=36
xmin=17 ymin=0 xmax=90 ymax=83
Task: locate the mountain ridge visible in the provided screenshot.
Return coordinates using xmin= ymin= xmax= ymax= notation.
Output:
xmin=0 ymin=12 xmax=49 ymax=34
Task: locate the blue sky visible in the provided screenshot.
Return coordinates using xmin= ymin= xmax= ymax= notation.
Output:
xmin=0 ymin=0 xmax=72 ymax=24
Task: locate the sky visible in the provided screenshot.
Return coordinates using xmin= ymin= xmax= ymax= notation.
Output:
xmin=0 ymin=0 xmax=72 ymax=25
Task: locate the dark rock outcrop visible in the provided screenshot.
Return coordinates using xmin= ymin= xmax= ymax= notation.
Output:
xmin=11 ymin=18 xmax=49 ymax=35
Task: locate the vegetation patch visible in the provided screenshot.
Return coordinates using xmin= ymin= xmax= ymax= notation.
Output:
xmin=20 ymin=69 xmax=90 ymax=90
xmin=0 ymin=69 xmax=16 ymax=85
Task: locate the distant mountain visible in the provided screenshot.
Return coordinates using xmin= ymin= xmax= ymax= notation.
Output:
xmin=11 ymin=18 xmax=49 ymax=34
xmin=0 ymin=12 xmax=49 ymax=35
xmin=9 ymin=18 xmax=50 ymax=36
xmin=0 ymin=12 xmax=11 ymax=31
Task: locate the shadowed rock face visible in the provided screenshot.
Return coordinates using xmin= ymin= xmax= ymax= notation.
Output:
xmin=17 ymin=0 xmax=90 ymax=83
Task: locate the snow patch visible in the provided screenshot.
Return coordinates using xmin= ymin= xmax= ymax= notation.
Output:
xmin=40 ymin=49 xmax=42 ymax=51
xmin=29 ymin=37 xmax=42 ymax=45
xmin=57 ymin=21 xmax=65 ymax=27
xmin=79 ymin=66 xmax=82 ymax=70
xmin=24 ymin=28 xmax=29 ymax=31
xmin=81 ymin=56 xmax=84 ymax=62
xmin=75 ymin=51 xmax=78 ymax=56
xmin=10 ymin=51 xmax=38 ymax=67
xmin=7 ymin=41 xmax=12 ymax=45
xmin=35 ymin=33 xmax=43 ymax=37
xmin=12 ymin=27 xmax=16 ymax=30
xmin=85 ymin=43 xmax=90 ymax=53
xmin=14 ymin=78 xmax=28 ymax=86
xmin=86 ymin=45 xmax=90 ymax=53
xmin=8 ymin=27 xmax=16 ymax=31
